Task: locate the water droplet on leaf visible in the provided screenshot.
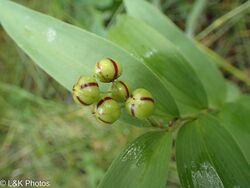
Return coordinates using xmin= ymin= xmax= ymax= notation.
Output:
xmin=47 ymin=27 xmax=57 ymax=43
xmin=191 ymin=161 xmax=224 ymax=188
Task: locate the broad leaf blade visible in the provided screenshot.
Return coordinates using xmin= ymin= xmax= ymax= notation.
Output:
xmin=218 ymin=95 xmax=250 ymax=163
xmin=124 ymin=0 xmax=226 ymax=109
xmin=109 ymin=16 xmax=208 ymax=114
xmin=176 ymin=114 xmax=250 ymax=187
xmin=225 ymin=81 xmax=241 ymax=102
xmin=0 ymin=0 xmax=179 ymax=118
xmin=98 ymin=131 xmax=172 ymax=188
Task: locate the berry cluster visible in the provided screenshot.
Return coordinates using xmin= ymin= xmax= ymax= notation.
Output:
xmin=72 ymin=58 xmax=155 ymax=124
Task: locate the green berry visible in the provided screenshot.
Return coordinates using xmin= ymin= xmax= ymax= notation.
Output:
xmin=72 ymin=76 xmax=100 ymax=105
xmin=94 ymin=58 xmax=122 ymax=83
xmin=126 ymin=88 xmax=155 ymax=119
xmin=94 ymin=96 xmax=121 ymax=124
xmin=110 ymin=80 xmax=131 ymax=102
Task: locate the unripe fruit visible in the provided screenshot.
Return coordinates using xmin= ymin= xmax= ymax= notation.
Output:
xmin=110 ymin=80 xmax=131 ymax=102
xmin=126 ymin=88 xmax=155 ymax=119
xmin=72 ymin=76 xmax=100 ymax=105
xmin=94 ymin=96 xmax=121 ymax=124
xmin=94 ymin=58 xmax=122 ymax=83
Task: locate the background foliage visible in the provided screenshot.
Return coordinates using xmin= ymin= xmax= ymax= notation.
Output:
xmin=0 ymin=0 xmax=249 ymax=188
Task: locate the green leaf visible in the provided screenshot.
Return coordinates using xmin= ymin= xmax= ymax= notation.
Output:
xmin=124 ymin=0 xmax=226 ymax=109
xmin=218 ymin=95 xmax=250 ymax=163
xmin=98 ymin=131 xmax=172 ymax=188
xmin=109 ymin=16 xmax=208 ymax=114
xmin=176 ymin=114 xmax=250 ymax=188
xmin=225 ymin=81 xmax=241 ymax=102
xmin=0 ymin=0 xmax=179 ymax=119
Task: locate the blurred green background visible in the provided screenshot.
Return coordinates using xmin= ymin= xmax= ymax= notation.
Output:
xmin=0 ymin=0 xmax=249 ymax=187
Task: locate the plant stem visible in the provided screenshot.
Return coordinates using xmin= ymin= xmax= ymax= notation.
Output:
xmin=152 ymin=108 xmax=218 ymax=132
xmin=166 ymin=115 xmax=197 ymax=132
xmin=146 ymin=117 xmax=162 ymax=128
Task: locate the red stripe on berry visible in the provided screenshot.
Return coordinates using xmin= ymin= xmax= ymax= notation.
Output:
xmin=140 ymin=97 xmax=154 ymax=103
xmin=108 ymin=58 xmax=118 ymax=80
xmin=119 ymin=81 xmax=129 ymax=99
xmin=130 ymin=103 xmax=135 ymax=116
xmin=97 ymin=96 xmax=112 ymax=109
xmin=80 ymin=82 xmax=98 ymax=89
xmin=76 ymin=96 xmax=90 ymax=105
xmin=98 ymin=117 xmax=112 ymax=124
